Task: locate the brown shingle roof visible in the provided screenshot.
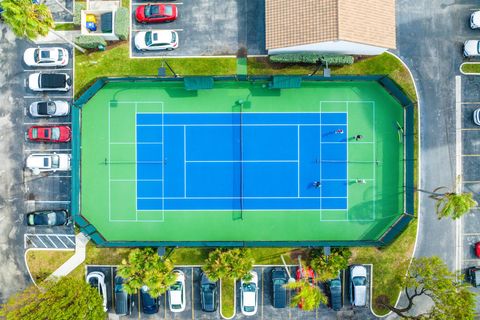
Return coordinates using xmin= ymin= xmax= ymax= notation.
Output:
xmin=265 ymin=0 xmax=396 ymax=50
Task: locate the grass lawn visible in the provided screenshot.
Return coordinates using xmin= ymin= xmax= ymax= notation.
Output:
xmin=54 ymin=23 xmax=77 ymax=31
xmin=26 ymin=250 xmax=74 ymax=283
xmin=460 ymin=63 xmax=480 ymax=74
xmin=221 ymin=279 xmax=235 ymax=318
xmin=74 ymin=44 xmax=236 ymax=97
xmin=248 ymin=53 xmax=416 ymax=101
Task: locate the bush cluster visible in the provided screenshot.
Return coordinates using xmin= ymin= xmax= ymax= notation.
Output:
xmin=114 ymin=7 xmax=129 ymax=41
xmin=269 ymin=53 xmax=354 ymax=66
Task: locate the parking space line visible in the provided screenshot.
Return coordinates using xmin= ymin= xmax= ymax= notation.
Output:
xmin=464 ymin=232 xmax=480 ymax=236
xmin=191 ymin=268 xmax=194 ymax=320
xmin=461 ymin=128 xmax=480 ymax=131
xmin=24 ymin=122 xmax=72 ymax=125
xmin=463 ymin=180 xmax=480 ymax=183
xmin=23 ymin=96 xmax=73 ymax=99
xmin=25 ymin=149 xmax=72 ymax=152
xmin=132 ymin=28 xmax=184 ymax=32
xmin=462 ymin=154 xmax=480 ymax=156
xmin=29 ymin=200 xmax=71 ymax=204
xmin=33 ymin=175 xmax=71 ymax=178
xmin=55 ymin=235 xmax=68 ymax=248
xmin=23 ymin=68 xmax=73 ymax=72
xmin=261 ymin=267 xmax=264 ymax=320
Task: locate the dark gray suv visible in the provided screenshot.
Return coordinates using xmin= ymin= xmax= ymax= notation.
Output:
xmin=200 ymin=273 xmax=218 ymax=312
xmin=271 ymin=267 xmax=288 ymax=308
xmin=114 ymin=276 xmax=131 ymax=316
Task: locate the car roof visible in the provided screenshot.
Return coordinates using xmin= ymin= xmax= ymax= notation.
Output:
xmin=151 ymin=30 xmax=173 ymax=43
xmin=170 ymin=290 xmax=182 ymax=304
xmin=244 ymin=292 xmax=256 ymax=306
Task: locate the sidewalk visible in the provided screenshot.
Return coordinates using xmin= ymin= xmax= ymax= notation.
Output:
xmin=48 ymin=232 xmax=89 ymax=280
xmin=33 ymin=30 xmax=80 ymax=44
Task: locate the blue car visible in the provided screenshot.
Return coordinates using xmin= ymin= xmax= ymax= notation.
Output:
xmin=140 ymin=286 xmax=159 ymax=314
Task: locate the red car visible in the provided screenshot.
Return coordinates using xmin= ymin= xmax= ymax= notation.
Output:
xmin=27 ymin=125 xmax=71 ymax=142
xmin=135 ymin=4 xmax=177 ymax=23
xmin=475 ymin=242 xmax=480 ymax=258
xmin=296 ymin=266 xmax=316 ymax=309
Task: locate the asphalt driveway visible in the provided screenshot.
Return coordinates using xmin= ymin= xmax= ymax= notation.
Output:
xmin=130 ymin=0 xmax=266 ymax=57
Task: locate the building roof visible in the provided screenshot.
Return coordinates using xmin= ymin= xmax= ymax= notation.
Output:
xmin=265 ymin=0 xmax=396 ymax=50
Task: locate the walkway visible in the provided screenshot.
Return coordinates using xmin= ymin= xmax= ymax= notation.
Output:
xmin=48 ymin=233 xmax=89 ymax=280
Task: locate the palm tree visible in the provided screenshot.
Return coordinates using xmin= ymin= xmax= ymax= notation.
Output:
xmin=415 ymin=187 xmax=478 ymax=220
xmin=1 ymin=0 xmax=54 ymax=40
xmin=285 ymin=280 xmax=327 ymax=311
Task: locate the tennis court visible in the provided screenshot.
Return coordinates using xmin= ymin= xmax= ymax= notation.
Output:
xmin=80 ymin=80 xmax=405 ymax=243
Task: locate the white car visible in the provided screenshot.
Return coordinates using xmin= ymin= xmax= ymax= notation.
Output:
xmin=23 ymin=47 xmax=69 ymax=67
xmin=349 ymin=265 xmax=367 ymax=307
xmin=240 ymin=271 xmax=258 ymax=316
xmin=28 ymin=73 xmax=71 ymax=92
xmin=168 ymin=270 xmax=185 ymax=312
xmin=86 ymin=271 xmax=108 ymax=312
xmin=471 ymin=11 xmax=480 ymax=29
xmin=474 ymin=108 xmax=480 ymax=126
xmin=26 ymin=153 xmax=71 ymax=174
xmin=29 ymin=100 xmax=70 ymax=117
xmin=464 ymin=40 xmax=480 ymax=57
xmin=134 ymin=30 xmax=178 ymax=51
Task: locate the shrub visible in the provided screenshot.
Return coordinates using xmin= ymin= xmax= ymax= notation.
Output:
xmin=320 ymin=55 xmax=354 ymax=66
xmin=269 ymin=53 xmax=322 ymax=64
xmin=269 ymin=53 xmax=355 ymax=66
xmin=74 ymin=2 xmax=86 ymax=26
xmin=74 ymin=35 xmax=107 ymax=49
xmin=114 ymin=7 xmax=129 ymax=41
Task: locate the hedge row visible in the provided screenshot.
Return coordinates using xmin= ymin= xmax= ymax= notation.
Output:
xmin=74 ymin=35 xmax=106 ymax=49
xmin=269 ymin=53 xmax=354 ymax=66
xmin=114 ymin=7 xmax=129 ymax=41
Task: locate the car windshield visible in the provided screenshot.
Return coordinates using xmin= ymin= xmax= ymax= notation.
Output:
xmin=171 ymin=282 xmax=182 ymax=291
xmin=243 ymin=283 xmax=256 ymax=292
xmin=330 ymin=279 xmax=341 ymax=287
xmin=244 ymin=306 xmax=254 ymax=312
xmin=164 ymin=5 xmax=173 ymax=15
xmin=202 ymin=283 xmax=215 ymax=292
xmin=51 ymin=128 xmax=60 ymax=140
xmin=171 ymin=31 xmax=176 ymax=43
xmin=31 ymin=128 xmax=38 ymax=139
xmin=57 ymin=49 xmax=63 ymax=61
xmin=352 ymin=276 xmax=366 ymax=286
xmin=273 ymin=279 xmax=285 ymax=286
xmin=172 ymin=304 xmax=181 ymax=309
xmin=145 ymin=32 xmax=152 ymax=46
xmin=146 ymin=5 xmax=160 ymax=17
xmin=51 ymin=155 xmax=60 ymax=169
xmin=34 ymin=49 xmax=40 ymax=63
xmin=47 ymin=102 xmax=56 ymax=114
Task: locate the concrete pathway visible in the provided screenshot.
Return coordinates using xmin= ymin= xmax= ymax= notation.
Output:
xmin=33 ymin=30 xmax=80 ymax=44
xmin=48 ymin=233 xmax=89 ymax=280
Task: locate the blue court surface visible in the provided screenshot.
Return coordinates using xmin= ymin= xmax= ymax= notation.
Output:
xmin=136 ymin=112 xmax=348 ymax=211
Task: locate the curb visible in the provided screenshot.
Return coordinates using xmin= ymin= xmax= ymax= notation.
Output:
xmin=459 ymin=62 xmax=480 ymax=75
xmin=219 ymin=278 xmax=236 ymax=320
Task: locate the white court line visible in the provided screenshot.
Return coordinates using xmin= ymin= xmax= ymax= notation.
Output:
xmin=137 ymin=123 xmax=337 ymax=127
xmin=185 ymin=160 xmax=298 ymax=163
xmin=161 ymin=101 xmax=165 ymax=221
xmin=111 ymin=179 xmax=163 ymax=182
xmin=184 ymin=125 xmax=187 ymax=198
xmin=319 ymin=102 xmax=323 ymax=220
xmin=108 ymin=101 xmax=112 ymax=222
xmin=110 ymin=142 xmax=163 ymax=145
xmin=138 ymin=196 xmax=348 ymax=200
xmin=297 ymin=125 xmax=300 ymax=198
xmin=346 ymin=102 xmax=350 ymax=216
xmin=373 ymin=101 xmax=376 ymax=221
xmin=135 ymin=103 xmax=138 ymax=221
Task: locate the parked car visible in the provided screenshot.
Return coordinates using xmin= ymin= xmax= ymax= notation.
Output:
xmin=471 ymin=11 xmax=480 ymax=29
xmin=467 ymin=267 xmax=480 ymax=287
xmin=140 ymin=285 xmax=159 ymax=314
xmin=349 ymin=265 xmax=367 ymax=307
xmin=271 ymin=267 xmax=288 ymax=308
xmin=464 ymin=40 xmax=480 ymax=57
xmin=28 ymin=72 xmax=71 ymax=91
xmin=26 ymin=210 xmax=68 ymax=226
xmin=295 ymin=266 xmax=315 ymax=309
xmin=29 ymin=100 xmax=70 ymax=117
xmin=240 ymin=271 xmax=258 ymax=316
xmin=87 ymin=271 xmax=108 ymax=311
xmin=168 ymin=270 xmax=185 ymax=312
xmin=23 ymin=47 xmax=69 ymax=67
xmin=200 ymin=273 xmax=218 ymax=312
xmin=135 ymin=4 xmax=177 ymax=23
xmin=26 ymin=153 xmax=71 ymax=174
xmin=114 ymin=276 xmax=132 ymax=316
xmin=27 ymin=125 xmax=71 ymax=143
xmin=327 ymin=273 xmax=342 ymax=311
xmin=134 ymin=30 xmax=178 ymax=51
xmin=475 ymin=242 xmax=480 ymax=258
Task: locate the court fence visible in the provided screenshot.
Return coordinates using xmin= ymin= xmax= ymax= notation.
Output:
xmin=72 ymin=75 xmax=416 ymax=248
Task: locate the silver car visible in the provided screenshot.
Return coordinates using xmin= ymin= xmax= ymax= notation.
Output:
xmin=26 ymin=153 xmax=71 ymax=174
xmin=349 ymin=265 xmax=367 ymax=307
xmin=29 ymin=100 xmax=70 ymax=117
xmin=134 ymin=30 xmax=178 ymax=51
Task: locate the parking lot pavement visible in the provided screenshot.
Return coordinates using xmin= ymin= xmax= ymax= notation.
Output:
xmin=130 ymin=0 xmax=266 ymax=57
xmin=45 ymin=0 xmax=74 ymax=23
xmin=86 ymin=265 xmax=375 ymax=320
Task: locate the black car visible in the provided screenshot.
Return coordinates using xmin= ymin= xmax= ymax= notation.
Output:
xmin=271 ymin=267 xmax=288 ymax=308
xmin=200 ymin=273 xmax=218 ymax=312
xmin=467 ymin=267 xmax=480 ymax=287
xmin=327 ymin=274 xmax=342 ymax=311
xmin=114 ymin=276 xmax=131 ymax=315
xmin=26 ymin=210 xmax=68 ymax=226
xmin=140 ymin=286 xmax=159 ymax=314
